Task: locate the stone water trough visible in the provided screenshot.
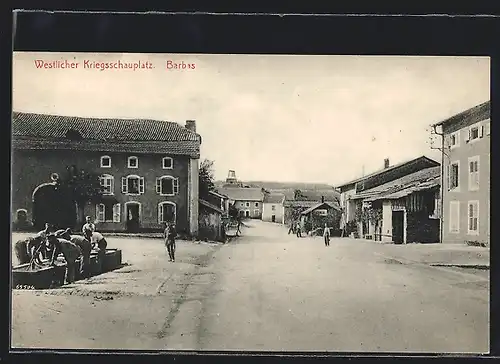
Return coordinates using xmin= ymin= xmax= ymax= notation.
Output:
xmin=12 ymin=249 xmax=122 ymax=289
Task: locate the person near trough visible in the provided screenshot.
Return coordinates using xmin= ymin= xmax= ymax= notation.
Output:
xmin=47 ymin=233 xmax=82 ymax=284
xmin=323 ymin=223 xmax=331 ymax=247
xmin=82 ymin=216 xmax=96 ymax=236
xmin=33 ymin=222 xmax=55 ymax=259
xmin=164 ymin=221 xmax=177 ymax=262
xmin=56 ymin=228 xmax=92 ymax=278
xmin=14 ymin=236 xmax=45 ymax=265
xmin=84 ymin=230 xmax=108 ymax=270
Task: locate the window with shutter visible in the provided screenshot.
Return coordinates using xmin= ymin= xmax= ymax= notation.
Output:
xmin=139 ymin=177 xmax=145 ymax=194
xmin=174 ymin=178 xmax=179 ymax=194
xmin=467 ymin=201 xmax=479 ymax=235
xmin=121 ymin=177 xmax=127 ymax=193
xmin=449 ymin=201 xmax=460 ymax=233
xmin=113 ymin=204 xmax=121 ymax=222
xmin=468 ymin=156 xmax=480 ymax=191
xmin=96 ymin=204 xmax=105 ymax=222
xmin=158 ymin=204 xmax=163 ymax=224
xmin=156 ymin=178 xmax=161 ymax=194
xmin=479 ymin=125 xmax=484 ymax=138
xmin=485 ymin=121 xmax=490 ymax=136
xmin=449 ymin=162 xmax=459 ymax=190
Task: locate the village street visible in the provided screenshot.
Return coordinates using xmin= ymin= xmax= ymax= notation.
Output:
xmin=12 ymin=221 xmax=489 ymax=353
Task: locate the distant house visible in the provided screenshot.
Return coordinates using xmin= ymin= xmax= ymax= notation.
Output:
xmin=299 ymin=201 xmax=341 ymax=234
xmin=205 ymin=190 xmax=230 ymax=216
xmin=262 ymin=193 xmax=285 ymax=223
xmin=351 ymin=166 xmax=441 ymax=244
xmin=283 ymin=198 xmax=340 ymax=226
xmin=198 ymin=199 xmax=226 ymax=242
xmin=335 ymin=156 xmax=440 ymax=239
xmin=432 ymin=100 xmax=490 ymax=246
xmin=217 ymin=187 xmax=263 ymax=219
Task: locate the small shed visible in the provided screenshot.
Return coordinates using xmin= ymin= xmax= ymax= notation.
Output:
xmin=300 ymin=201 xmax=340 ymax=234
xmin=198 ymin=199 xmax=226 ymax=243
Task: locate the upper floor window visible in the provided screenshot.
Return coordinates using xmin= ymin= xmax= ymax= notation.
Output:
xmin=271 ymin=205 xmax=276 ymax=211
xmin=449 ymin=131 xmax=460 ymax=149
xmin=448 ymin=161 xmax=460 ymax=191
xmin=315 ymin=209 xmax=328 ymax=216
xmin=162 ymin=157 xmax=173 ymax=169
xmin=468 ymin=156 xmax=480 ymax=191
xmin=128 ymin=156 xmax=139 ymax=169
xmin=100 ymin=174 xmax=114 ymax=195
xmin=255 ymin=202 xmax=259 ymax=207
xmin=100 ymin=155 xmax=111 ymax=168
xmin=122 ymin=175 xmax=144 ymax=195
xmin=466 ymin=122 xmax=484 ymax=143
xmin=155 ymin=176 xmax=179 ymax=196
xmin=245 ymin=202 xmax=250 ymax=207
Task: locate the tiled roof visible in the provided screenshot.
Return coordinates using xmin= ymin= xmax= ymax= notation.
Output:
xmin=263 ymin=193 xmax=285 ymax=204
xmin=12 ymin=111 xmax=201 ymax=157
xmin=209 ymin=190 xmax=228 ymax=199
xmin=353 ymin=166 xmax=441 ymax=202
xmin=283 ymin=199 xmax=340 ymax=210
xmin=199 ymin=199 xmax=224 ymax=214
xmin=300 ymin=201 xmax=339 ymax=215
xmin=216 ymin=187 xmax=263 ymax=202
xmin=335 ymin=156 xmax=438 ymax=189
xmin=432 ymin=100 xmax=490 ymax=127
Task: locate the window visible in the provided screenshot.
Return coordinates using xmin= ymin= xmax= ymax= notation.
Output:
xmin=466 ymin=123 xmax=484 ymax=143
xmin=162 ymin=157 xmax=173 ymax=169
xmin=100 ymin=174 xmax=114 ymax=195
xmin=254 ymin=209 xmax=259 ymax=216
xmin=255 ymin=202 xmax=259 ymax=207
xmin=485 ymin=120 xmax=490 ymax=136
xmin=467 ymin=201 xmax=479 ymax=235
xmin=96 ymin=203 xmax=121 ymax=222
xmin=100 ymin=155 xmax=111 ymax=168
xmin=245 ymin=202 xmax=250 ymax=207
xmin=468 ymin=156 xmax=480 ymax=191
xmin=155 ymin=176 xmax=179 ymax=196
xmin=122 ymin=175 xmax=145 ymax=195
xmin=158 ymin=202 xmax=176 ymax=224
xmin=315 ymin=209 xmax=328 ymax=216
xmin=128 ymin=156 xmax=138 ymax=168
xmin=240 ymin=202 xmax=245 ymax=207
xmin=271 ymin=205 xmax=276 ymax=211
xmin=449 ymin=131 xmax=460 ymax=149
xmin=245 ymin=210 xmax=250 ymax=217
xmin=16 ymin=209 xmax=28 ymax=223
xmin=448 ymin=161 xmax=460 ymax=190
xmin=449 ymin=201 xmax=460 ymax=233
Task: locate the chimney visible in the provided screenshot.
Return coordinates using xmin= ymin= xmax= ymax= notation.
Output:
xmin=185 ymin=120 xmax=196 ymax=132
xmin=384 ymin=158 xmax=390 ymax=169
xmin=321 ymin=196 xmax=325 ymax=203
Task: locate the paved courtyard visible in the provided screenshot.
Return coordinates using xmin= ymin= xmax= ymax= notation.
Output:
xmin=11 ymin=221 xmax=489 ymax=353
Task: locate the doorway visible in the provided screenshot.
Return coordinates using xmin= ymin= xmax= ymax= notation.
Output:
xmin=271 ymin=215 xmax=276 ymax=222
xmin=392 ymin=210 xmax=404 ymax=244
xmin=32 ymin=183 xmax=76 ymax=230
xmin=126 ymin=203 xmax=140 ymax=232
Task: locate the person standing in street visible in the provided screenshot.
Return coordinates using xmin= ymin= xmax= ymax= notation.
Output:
xmin=288 ymin=219 xmax=295 ymax=235
xmin=323 ymin=223 xmax=331 ymax=247
xmin=82 ymin=216 xmax=96 ymax=236
xmin=296 ymin=220 xmax=302 ymax=238
xmin=164 ymin=221 xmax=177 ymax=262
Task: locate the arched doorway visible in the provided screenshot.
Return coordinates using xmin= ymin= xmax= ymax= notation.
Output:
xmin=32 ymin=183 xmax=76 ymax=231
xmin=125 ymin=201 xmax=141 ymax=232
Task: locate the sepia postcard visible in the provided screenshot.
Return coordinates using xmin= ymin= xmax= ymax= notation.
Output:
xmin=11 ymin=51 xmax=490 ymax=353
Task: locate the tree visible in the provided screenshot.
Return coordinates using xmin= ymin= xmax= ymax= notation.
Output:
xmin=293 ymin=189 xmax=304 ymax=200
xmin=58 ymin=165 xmax=103 ymax=225
xmin=199 ymin=159 xmax=216 ymax=200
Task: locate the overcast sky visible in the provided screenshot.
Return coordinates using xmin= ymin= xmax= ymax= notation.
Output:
xmin=13 ymin=53 xmax=490 ymax=186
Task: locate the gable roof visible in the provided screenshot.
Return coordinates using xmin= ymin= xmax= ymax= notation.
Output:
xmin=209 ymin=190 xmax=228 ymax=199
xmin=12 ymin=111 xmax=201 ymax=157
xmin=263 ymin=193 xmax=285 ymax=204
xmin=353 ymin=166 xmax=440 ymax=202
xmin=432 ymin=100 xmax=490 ymax=128
xmin=335 ymin=156 xmax=439 ymax=189
xmin=199 ymin=199 xmax=224 ymax=214
xmin=216 ymin=187 xmax=263 ymax=201
xmin=300 ymin=201 xmax=339 ymax=215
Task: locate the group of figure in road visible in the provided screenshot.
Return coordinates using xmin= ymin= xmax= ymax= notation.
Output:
xmin=287 ymin=219 xmax=331 ymax=246
xmin=14 ymin=216 xmax=108 ymax=284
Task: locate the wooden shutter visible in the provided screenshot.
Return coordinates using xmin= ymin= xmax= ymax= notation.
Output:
xmin=121 ymin=177 xmax=127 ymax=193
xmin=96 ymin=204 xmax=105 ymax=222
xmin=156 ymin=178 xmax=161 ymax=194
xmin=139 ymin=177 xmax=145 ymax=194
xmin=158 ymin=204 xmax=163 ymax=224
xmin=485 ymin=122 xmax=490 ymax=136
xmin=447 ymin=165 xmax=451 ymax=190
xmin=479 ymin=125 xmax=484 ymax=138
xmin=174 ymin=178 xmax=179 ymax=194
xmin=113 ymin=204 xmax=121 ymax=222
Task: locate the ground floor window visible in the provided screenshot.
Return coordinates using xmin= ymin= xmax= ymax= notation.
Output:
xmin=96 ymin=202 xmax=121 ymax=222
xmin=467 ymin=201 xmax=479 ymax=235
xmin=449 ymin=201 xmax=460 ymax=233
xmin=245 ymin=210 xmax=250 ymax=217
xmin=254 ymin=209 xmax=259 ymax=216
xmin=158 ymin=202 xmax=177 ymax=224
